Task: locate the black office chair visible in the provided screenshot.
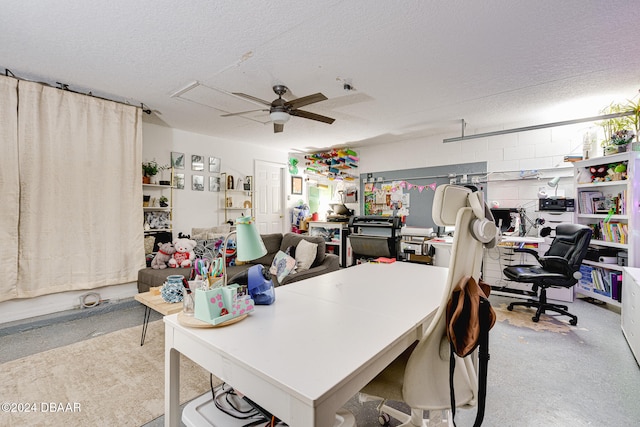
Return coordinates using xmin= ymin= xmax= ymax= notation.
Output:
xmin=503 ymin=223 xmax=592 ymax=325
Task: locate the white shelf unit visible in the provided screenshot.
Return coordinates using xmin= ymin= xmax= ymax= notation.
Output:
xmin=143 ymin=169 xmax=174 ymax=234
xmin=573 ymin=151 xmax=640 ymax=307
xmin=221 ymin=172 xmax=253 ymax=223
xmin=308 ymin=221 xmax=351 ymax=267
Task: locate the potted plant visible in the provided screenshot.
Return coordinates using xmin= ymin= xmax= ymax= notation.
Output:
xmin=159 ymin=195 xmax=169 ymax=207
xmin=598 ymin=103 xmax=634 ymax=155
xmin=142 ymin=160 xmax=169 ymax=184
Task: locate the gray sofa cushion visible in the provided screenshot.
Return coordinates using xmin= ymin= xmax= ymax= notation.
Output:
xmin=280 ymin=233 xmax=326 ymax=267
xmin=251 ymin=233 xmax=283 ymax=266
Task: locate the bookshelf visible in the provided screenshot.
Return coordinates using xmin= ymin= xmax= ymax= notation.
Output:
xmin=573 ymin=151 xmax=640 ymax=307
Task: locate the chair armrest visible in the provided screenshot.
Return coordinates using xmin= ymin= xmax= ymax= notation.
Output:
xmin=512 ymin=247 xmax=540 ymax=261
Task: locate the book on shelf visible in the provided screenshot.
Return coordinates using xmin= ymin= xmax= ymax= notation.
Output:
xmin=578 ymin=264 xmax=620 ymax=299
xmin=578 ymin=191 xmax=603 ymax=214
xmin=610 ymin=271 xmax=623 ymax=302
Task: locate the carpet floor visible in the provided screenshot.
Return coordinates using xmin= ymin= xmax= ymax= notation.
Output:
xmin=0 ymin=320 xmax=214 ymax=427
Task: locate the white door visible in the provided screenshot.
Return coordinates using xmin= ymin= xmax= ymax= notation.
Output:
xmin=255 ymin=160 xmax=285 ymax=234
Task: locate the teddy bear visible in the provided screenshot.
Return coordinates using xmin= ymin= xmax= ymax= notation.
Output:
xmin=168 ymin=237 xmax=197 ymax=268
xmin=151 ymin=242 xmax=176 ymax=269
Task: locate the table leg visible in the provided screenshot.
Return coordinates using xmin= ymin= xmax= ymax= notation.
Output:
xmin=165 ymin=331 xmax=180 ymax=427
xmin=140 ymin=306 xmax=151 ymax=346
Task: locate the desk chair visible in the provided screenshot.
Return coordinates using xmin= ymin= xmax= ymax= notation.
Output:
xmin=503 ymin=223 xmax=592 ymax=325
xmin=360 ymin=185 xmax=498 ymax=426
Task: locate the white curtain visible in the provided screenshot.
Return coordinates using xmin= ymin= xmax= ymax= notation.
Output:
xmin=0 ymin=80 xmax=145 ymax=302
xmin=0 ymin=76 xmax=19 ymax=300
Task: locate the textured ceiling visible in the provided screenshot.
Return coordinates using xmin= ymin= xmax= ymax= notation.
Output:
xmin=2 ymin=0 xmax=640 ymax=153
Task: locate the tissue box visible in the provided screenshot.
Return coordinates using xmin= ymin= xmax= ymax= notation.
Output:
xmin=194 ymin=284 xmax=254 ymax=325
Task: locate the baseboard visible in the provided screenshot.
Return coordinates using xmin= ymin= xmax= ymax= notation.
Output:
xmin=0 ymin=282 xmax=138 ymax=325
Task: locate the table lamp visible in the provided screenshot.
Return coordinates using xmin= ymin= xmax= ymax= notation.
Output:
xmin=548 ymin=176 xmax=560 ymax=197
xmin=221 ymin=216 xmax=267 ymax=286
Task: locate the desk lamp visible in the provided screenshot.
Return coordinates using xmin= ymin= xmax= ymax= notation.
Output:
xmin=548 ymin=176 xmax=561 ymax=197
xmin=221 ymin=216 xmax=267 ymax=286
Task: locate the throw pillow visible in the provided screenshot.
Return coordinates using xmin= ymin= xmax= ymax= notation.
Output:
xmin=144 ymin=236 xmax=156 ymax=255
xmin=295 ymin=239 xmax=318 ymax=271
xmin=269 ymin=250 xmax=297 ymax=283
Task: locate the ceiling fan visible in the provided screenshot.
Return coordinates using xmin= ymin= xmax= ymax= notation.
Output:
xmin=222 ymin=85 xmax=335 ymax=133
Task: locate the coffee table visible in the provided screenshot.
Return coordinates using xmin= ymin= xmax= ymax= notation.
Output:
xmin=134 ymin=291 xmax=183 ymax=346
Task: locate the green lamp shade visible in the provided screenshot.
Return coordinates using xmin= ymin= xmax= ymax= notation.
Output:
xmin=235 ymin=216 xmax=267 ymax=261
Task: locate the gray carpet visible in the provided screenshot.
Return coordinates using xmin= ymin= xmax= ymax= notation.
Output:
xmin=1 ymin=294 xmax=638 ymax=426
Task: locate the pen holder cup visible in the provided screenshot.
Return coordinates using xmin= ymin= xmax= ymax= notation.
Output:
xmin=194 ymin=284 xmax=255 ymax=325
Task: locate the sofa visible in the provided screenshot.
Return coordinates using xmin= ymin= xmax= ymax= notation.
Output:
xmin=137 ymin=232 xmax=340 ymax=293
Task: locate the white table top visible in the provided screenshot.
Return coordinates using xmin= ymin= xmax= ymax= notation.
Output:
xmin=164 ymin=262 xmax=449 ymax=424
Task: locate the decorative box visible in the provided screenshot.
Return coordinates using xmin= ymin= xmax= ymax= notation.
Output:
xmin=194 ymin=284 xmax=254 ymax=325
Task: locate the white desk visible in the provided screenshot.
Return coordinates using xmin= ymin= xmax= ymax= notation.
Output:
xmin=164 ymin=262 xmax=448 ymax=426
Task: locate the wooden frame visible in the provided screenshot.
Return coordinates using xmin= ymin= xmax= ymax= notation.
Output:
xmin=291 ymin=176 xmax=303 ymax=195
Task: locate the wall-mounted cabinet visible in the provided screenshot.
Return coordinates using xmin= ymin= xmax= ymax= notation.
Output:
xmin=221 ymin=172 xmax=253 ymax=223
xmin=573 ymin=152 xmax=640 ymax=307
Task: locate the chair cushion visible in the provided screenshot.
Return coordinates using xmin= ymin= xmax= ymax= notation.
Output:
xmin=503 ymin=265 xmax=574 ymax=287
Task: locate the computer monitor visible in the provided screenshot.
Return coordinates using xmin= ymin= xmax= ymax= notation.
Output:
xmin=490 ymin=208 xmax=518 ymax=233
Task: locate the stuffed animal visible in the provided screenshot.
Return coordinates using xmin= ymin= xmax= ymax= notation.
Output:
xmin=169 ymin=237 xmax=197 ymax=268
xmin=575 ymin=167 xmax=593 ymax=184
xmin=151 ymin=242 xmax=176 ymax=269
xmin=590 ymin=164 xmax=608 ymax=182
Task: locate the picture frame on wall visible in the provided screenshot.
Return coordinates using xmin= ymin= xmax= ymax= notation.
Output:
xmin=171 ymin=152 xmax=185 ymax=169
xmin=191 ymin=155 xmax=204 ymax=171
xmin=209 ymin=175 xmax=221 ymax=192
xmin=174 ymin=173 xmax=185 ymax=190
xmin=291 ymin=176 xmax=303 ymax=195
xmin=192 ymin=175 xmax=204 ymax=191
xmin=209 ymin=157 xmax=221 ymax=173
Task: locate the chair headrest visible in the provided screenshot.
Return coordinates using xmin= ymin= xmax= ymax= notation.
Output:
xmin=432 ymin=184 xmax=473 ymax=226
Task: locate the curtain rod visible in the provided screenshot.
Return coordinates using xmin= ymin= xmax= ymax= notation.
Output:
xmin=443 ymin=111 xmax=636 ymax=143
xmin=3 ymin=68 xmax=151 ymax=114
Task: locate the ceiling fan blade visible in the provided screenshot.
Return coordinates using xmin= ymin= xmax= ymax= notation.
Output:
xmin=221 ymin=109 xmax=267 ymax=117
xmin=290 ymin=109 xmax=335 ymax=124
xmin=285 ymin=93 xmax=327 ymax=109
xmin=232 ymin=92 xmax=272 ymax=106
xmin=274 ymin=123 xmax=284 ymax=133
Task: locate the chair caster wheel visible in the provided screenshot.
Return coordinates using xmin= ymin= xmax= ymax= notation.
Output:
xmin=570 ymin=319 xmax=577 ymax=326
xmin=532 ymin=316 xmax=539 ymax=322
xmin=378 ymin=412 xmax=390 ymax=426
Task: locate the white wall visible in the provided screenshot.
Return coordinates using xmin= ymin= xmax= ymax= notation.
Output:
xmin=142 ymin=122 xmax=286 ymax=235
xmin=358 ymin=122 xmax=597 ymax=198
xmin=357 ymin=121 xmax=601 ymax=234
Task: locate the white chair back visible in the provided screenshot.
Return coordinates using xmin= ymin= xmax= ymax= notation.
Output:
xmin=402 ymin=185 xmax=488 ymax=410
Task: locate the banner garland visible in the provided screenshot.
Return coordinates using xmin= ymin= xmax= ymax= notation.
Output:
xmin=371 ymin=180 xmax=437 ymax=193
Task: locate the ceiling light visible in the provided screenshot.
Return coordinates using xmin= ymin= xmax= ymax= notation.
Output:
xmin=270 ymin=111 xmax=290 ymax=124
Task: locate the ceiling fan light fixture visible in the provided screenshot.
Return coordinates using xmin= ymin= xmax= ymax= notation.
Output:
xmin=270 ymin=110 xmax=290 ymax=124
